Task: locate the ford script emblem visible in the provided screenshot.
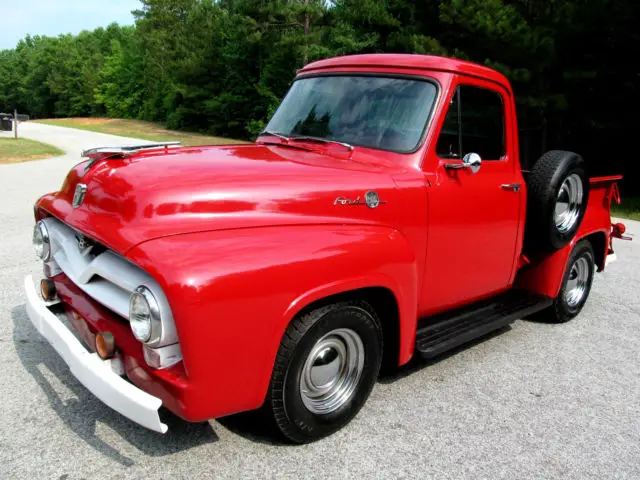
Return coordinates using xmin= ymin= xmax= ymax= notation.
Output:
xmin=334 ymin=190 xmax=385 ymax=209
xmin=72 ymin=183 xmax=87 ymax=208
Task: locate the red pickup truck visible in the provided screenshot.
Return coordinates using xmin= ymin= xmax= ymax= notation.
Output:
xmin=25 ymin=54 xmax=626 ymax=443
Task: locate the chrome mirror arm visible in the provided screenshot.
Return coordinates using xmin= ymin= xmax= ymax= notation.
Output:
xmin=444 ymin=152 xmax=482 ymax=174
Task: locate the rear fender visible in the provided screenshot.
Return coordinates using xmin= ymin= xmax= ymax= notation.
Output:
xmin=127 ymin=224 xmax=417 ymax=419
xmin=516 ymin=176 xmax=619 ymax=298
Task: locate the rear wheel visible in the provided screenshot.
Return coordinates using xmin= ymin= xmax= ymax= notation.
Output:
xmin=540 ymin=240 xmax=595 ymax=323
xmin=265 ymin=301 xmax=382 ymax=443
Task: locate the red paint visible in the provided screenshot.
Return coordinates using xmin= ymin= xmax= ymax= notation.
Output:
xmin=590 ymin=175 xmax=624 ymax=184
xmin=33 ymin=54 xmax=621 ymax=422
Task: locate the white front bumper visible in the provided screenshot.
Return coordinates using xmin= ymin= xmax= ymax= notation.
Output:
xmin=23 ymin=275 xmax=168 ymax=433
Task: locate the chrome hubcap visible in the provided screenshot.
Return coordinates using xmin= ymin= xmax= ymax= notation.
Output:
xmin=555 ymin=174 xmax=584 ymax=233
xmin=565 ymin=256 xmax=590 ymax=307
xmin=299 ymin=328 xmax=364 ymax=415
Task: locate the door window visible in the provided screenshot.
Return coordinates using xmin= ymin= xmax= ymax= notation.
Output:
xmin=436 ymin=85 xmax=506 ymax=160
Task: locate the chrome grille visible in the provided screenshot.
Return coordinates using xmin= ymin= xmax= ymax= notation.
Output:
xmin=41 ymin=217 xmax=173 ymax=325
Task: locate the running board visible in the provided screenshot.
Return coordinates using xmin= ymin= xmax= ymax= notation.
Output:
xmin=415 ymin=290 xmax=553 ymax=359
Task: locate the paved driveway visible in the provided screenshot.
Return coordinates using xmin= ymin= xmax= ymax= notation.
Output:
xmin=1 ymin=123 xmax=639 ymax=479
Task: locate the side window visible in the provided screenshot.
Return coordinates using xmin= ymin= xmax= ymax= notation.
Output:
xmin=435 ymin=88 xmax=460 ymax=158
xmin=435 ymin=85 xmax=505 ymax=160
xmin=459 ymin=85 xmax=505 ymax=160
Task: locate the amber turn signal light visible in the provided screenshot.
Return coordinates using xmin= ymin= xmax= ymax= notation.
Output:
xmin=40 ymin=278 xmax=57 ymax=301
xmin=95 ymin=331 xmax=116 ymax=359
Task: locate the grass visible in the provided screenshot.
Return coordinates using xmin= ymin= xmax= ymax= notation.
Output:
xmin=612 ymin=196 xmax=640 ymax=221
xmin=34 ymin=118 xmax=245 ymax=147
xmin=0 ymin=137 xmax=64 ymax=164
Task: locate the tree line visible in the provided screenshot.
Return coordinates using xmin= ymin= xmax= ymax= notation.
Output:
xmin=0 ymin=0 xmax=637 ymax=188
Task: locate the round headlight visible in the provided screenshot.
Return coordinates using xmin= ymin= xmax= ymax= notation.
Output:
xmin=129 ymin=286 xmax=161 ymax=343
xmin=33 ymin=221 xmax=50 ymax=261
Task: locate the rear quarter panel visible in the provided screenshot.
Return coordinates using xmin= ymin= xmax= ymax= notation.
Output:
xmin=515 ymin=176 xmax=619 ymax=297
xmin=126 ymin=224 xmax=418 ymax=420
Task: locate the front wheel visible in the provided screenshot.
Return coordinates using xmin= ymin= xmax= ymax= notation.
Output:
xmin=542 ymin=240 xmax=595 ymax=323
xmin=265 ymin=301 xmax=382 ymax=443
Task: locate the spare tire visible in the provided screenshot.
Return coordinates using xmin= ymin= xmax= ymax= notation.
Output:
xmin=525 ymin=150 xmax=589 ymax=252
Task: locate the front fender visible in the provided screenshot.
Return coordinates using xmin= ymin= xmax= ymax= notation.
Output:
xmin=126 ymin=224 xmax=417 ymax=419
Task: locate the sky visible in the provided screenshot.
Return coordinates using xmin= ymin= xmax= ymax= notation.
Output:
xmin=2 ymin=0 xmax=141 ymax=50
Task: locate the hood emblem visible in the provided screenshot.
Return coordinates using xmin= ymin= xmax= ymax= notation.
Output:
xmin=72 ymin=184 xmax=87 ymax=208
xmin=334 ymin=191 xmax=385 ymax=209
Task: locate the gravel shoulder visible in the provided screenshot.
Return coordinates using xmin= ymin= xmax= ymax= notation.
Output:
xmin=1 ymin=123 xmax=638 ymax=479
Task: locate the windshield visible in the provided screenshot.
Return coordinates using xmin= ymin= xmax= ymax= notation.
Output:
xmin=264 ymin=75 xmax=438 ymax=153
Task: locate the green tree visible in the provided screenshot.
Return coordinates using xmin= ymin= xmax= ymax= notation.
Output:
xmin=133 ymin=0 xmax=198 ymax=121
xmin=94 ymin=30 xmax=145 ymax=118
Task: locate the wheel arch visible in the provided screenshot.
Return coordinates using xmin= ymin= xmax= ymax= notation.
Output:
xmin=285 ymin=285 xmax=402 ymax=372
xmin=582 ymin=230 xmax=607 ymax=271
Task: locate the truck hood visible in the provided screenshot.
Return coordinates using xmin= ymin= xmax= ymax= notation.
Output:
xmin=40 ymin=144 xmax=401 ymax=255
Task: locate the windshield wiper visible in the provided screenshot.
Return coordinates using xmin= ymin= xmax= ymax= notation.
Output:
xmin=289 ymin=135 xmax=354 ymax=151
xmin=259 ymin=130 xmax=290 ymax=142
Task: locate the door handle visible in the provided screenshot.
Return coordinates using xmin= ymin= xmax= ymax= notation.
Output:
xmin=500 ymin=183 xmax=522 ymax=192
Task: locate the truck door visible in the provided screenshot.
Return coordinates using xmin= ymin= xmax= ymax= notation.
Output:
xmin=420 ymin=78 xmax=524 ymax=315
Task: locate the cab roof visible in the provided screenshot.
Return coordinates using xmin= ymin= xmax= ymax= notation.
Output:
xmin=298 ymin=54 xmax=511 ymax=89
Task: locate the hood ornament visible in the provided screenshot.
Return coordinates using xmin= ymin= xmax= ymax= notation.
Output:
xmin=72 ymin=183 xmax=87 ymax=208
xmin=334 ymin=191 xmax=385 ymax=209
xmin=80 ymin=141 xmax=181 ymax=173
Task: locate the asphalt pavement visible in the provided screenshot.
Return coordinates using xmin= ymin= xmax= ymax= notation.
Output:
xmin=1 ymin=122 xmax=638 ymax=479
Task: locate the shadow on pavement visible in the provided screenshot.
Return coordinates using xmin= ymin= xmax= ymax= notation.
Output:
xmin=217 ymin=410 xmax=288 ymax=447
xmin=11 ymin=305 xmax=218 ymax=466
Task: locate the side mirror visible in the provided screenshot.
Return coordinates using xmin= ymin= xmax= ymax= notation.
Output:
xmin=463 ymin=152 xmax=482 ymax=174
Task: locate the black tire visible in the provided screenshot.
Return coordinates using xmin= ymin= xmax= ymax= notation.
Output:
xmin=265 ymin=301 xmax=383 ymax=443
xmin=537 ymin=240 xmax=595 ymax=323
xmin=526 ymin=150 xmax=589 ymax=252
